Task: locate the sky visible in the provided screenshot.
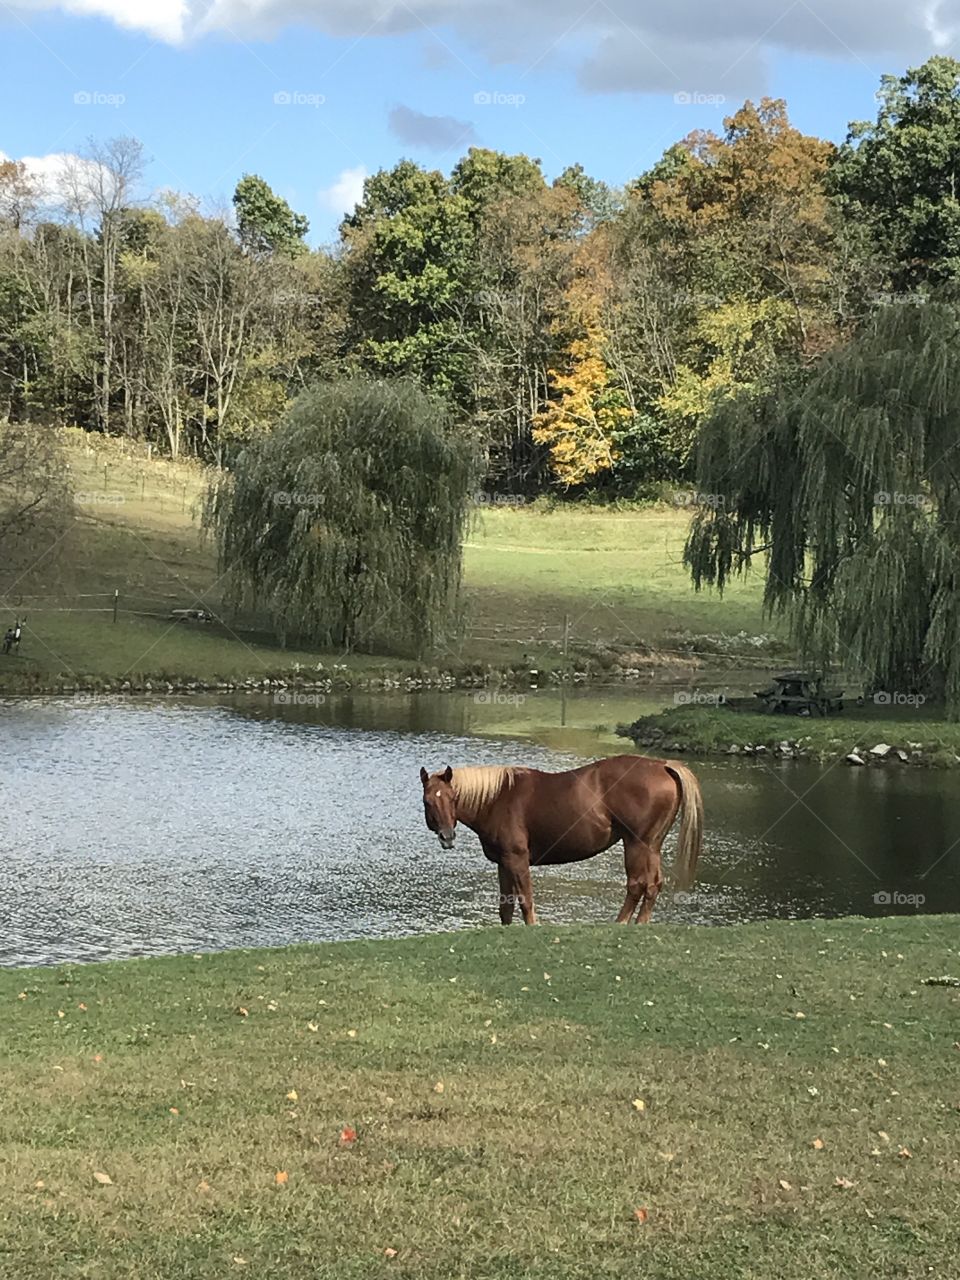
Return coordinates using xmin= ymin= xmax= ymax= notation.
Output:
xmin=0 ymin=0 xmax=956 ymax=244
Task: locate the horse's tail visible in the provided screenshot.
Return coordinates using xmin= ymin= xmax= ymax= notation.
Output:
xmin=664 ymin=762 xmax=703 ymax=891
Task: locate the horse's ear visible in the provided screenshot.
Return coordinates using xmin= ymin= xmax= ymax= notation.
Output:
xmin=441 ymin=765 xmax=453 ymax=783
xmin=419 ymin=767 xmax=429 ymax=786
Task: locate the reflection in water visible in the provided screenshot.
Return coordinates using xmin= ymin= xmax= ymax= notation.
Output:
xmin=1 ymin=691 xmax=957 ymax=967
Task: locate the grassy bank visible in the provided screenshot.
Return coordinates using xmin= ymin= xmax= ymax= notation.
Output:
xmin=0 ymin=434 xmax=777 ymax=692
xmin=3 ymin=919 xmax=959 ymax=1279
xmin=621 ymin=706 xmax=960 ymax=768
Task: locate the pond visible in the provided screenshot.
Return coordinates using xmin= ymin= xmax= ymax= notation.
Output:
xmin=1 ymin=689 xmax=955 ymax=966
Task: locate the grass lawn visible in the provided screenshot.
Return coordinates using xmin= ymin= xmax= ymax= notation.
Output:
xmin=0 ymin=437 xmax=775 ymax=688
xmin=622 ymin=706 xmax=960 ymax=766
xmin=2 ymin=918 xmax=958 ymax=1278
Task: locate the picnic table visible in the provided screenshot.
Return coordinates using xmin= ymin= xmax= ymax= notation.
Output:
xmin=753 ymin=672 xmax=844 ymax=717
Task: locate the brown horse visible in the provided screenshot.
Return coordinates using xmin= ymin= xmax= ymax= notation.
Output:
xmin=419 ymin=754 xmax=703 ymax=925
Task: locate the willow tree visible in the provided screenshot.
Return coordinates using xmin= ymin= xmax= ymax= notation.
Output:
xmin=205 ymin=379 xmax=478 ymax=655
xmin=684 ymin=300 xmax=960 ymax=714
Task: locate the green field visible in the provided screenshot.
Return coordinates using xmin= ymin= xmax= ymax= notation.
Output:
xmin=0 ymin=436 xmax=775 ymax=689
xmin=2 ymin=918 xmax=958 ymax=1279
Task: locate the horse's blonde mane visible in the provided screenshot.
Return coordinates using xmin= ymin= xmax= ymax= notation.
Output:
xmin=452 ymin=765 xmax=516 ymax=816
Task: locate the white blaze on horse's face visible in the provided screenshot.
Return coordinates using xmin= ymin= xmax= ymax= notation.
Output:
xmin=420 ymin=765 xmax=457 ymax=849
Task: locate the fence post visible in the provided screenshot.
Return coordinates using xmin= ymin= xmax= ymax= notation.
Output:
xmin=113 ymin=588 xmax=119 ymax=624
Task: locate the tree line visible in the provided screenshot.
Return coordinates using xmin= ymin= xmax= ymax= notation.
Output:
xmin=1 ymin=57 xmax=959 ymax=495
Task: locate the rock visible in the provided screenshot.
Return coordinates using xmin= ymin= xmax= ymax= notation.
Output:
xmin=846 ymin=753 xmax=866 ymax=766
xmin=896 ymin=750 xmax=909 ymax=763
xmin=754 ymin=744 xmax=767 ymax=754
xmin=726 ymin=744 xmax=740 ymax=754
xmin=870 ymin=743 xmax=892 ymax=758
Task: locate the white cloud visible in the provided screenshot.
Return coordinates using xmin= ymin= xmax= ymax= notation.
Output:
xmin=0 ymin=147 xmax=124 ymax=213
xmin=9 ymin=0 xmax=188 ymax=42
xmin=319 ymin=166 xmax=367 ymax=218
xmin=3 ymin=0 xmax=959 ymax=92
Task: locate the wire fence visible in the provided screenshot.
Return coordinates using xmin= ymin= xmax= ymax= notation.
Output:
xmin=0 ymin=590 xmax=783 ymax=670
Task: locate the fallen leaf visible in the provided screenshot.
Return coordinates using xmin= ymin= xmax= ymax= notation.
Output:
xmin=632 ymin=1098 xmax=646 ymax=1112
xmin=339 ymin=1126 xmax=357 ymax=1145
xmin=286 ymin=1089 xmax=298 ymax=1102
xmin=347 ymin=1029 xmax=357 ymax=1039
xmin=34 ymin=1180 xmax=45 ymax=1189
xmin=433 ymin=1081 xmax=444 ymax=1094
xmin=233 ymin=1257 xmax=247 ymax=1266
xmin=17 ymin=992 xmax=26 ymax=1000
xmin=78 ymin=1003 xmax=87 ymax=1011
xmin=490 ymin=1034 xmax=497 ymax=1044
xmin=794 ymin=1011 xmax=806 ymax=1019
xmin=878 ymin=1130 xmax=890 ymax=1143
xmin=93 ymin=1171 xmax=113 ymax=1186
xmin=235 ymin=1007 xmax=248 ymax=1018
xmin=275 ymin=1170 xmax=289 ymax=1186
xmin=778 ymin=1179 xmax=793 ymax=1191
xmin=898 ymin=1146 xmax=912 ymax=1159
xmin=812 ymin=1137 xmax=825 ymax=1150
xmin=169 ymin=1107 xmax=180 ymax=1116
xmin=877 ymin=1058 xmax=887 ymax=1067
xmin=633 ymin=1206 xmax=649 ymax=1224
xmin=383 ymin=1247 xmax=398 ymax=1258
xmin=834 ymin=1176 xmax=856 ymax=1188
xmin=197 ymin=1180 xmax=210 ymax=1193
xmin=307 ymin=1022 xmax=319 ymax=1032
xmin=657 ymin=1151 xmax=675 ymax=1162
xmin=92 ymin=1054 xmax=103 ymax=1064
xmin=57 ymin=1010 xmax=65 ymax=1019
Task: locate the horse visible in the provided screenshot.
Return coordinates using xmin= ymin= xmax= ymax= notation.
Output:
xmin=419 ymin=754 xmax=703 ymax=925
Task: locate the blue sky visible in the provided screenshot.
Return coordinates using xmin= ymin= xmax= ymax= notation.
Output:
xmin=0 ymin=1 xmax=949 ymax=243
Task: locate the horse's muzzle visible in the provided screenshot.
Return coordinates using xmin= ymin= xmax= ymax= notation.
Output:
xmin=438 ymin=832 xmax=456 ymax=850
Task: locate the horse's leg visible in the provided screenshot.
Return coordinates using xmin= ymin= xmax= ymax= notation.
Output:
xmin=633 ymin=836 xmax=663 ymax=924
xmin=497 ymin=861 xmax=516 ymax=926
xmin=503 ymin=852 xmax=536 ymax=925
xmin=617 ymin=839 xmax=645 ymax=923
xmin=618 ymin=837 xmax=662 ymax=924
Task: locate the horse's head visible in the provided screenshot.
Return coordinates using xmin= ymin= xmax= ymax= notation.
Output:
xmin=420 ymin=765 xmax=457 ymax=849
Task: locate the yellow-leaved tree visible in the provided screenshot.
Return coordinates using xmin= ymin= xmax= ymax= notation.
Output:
xmin=658 ymin=298 xmax=797 ymax=460
xmin=533 ymin=290 xmax=631 ymax=486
